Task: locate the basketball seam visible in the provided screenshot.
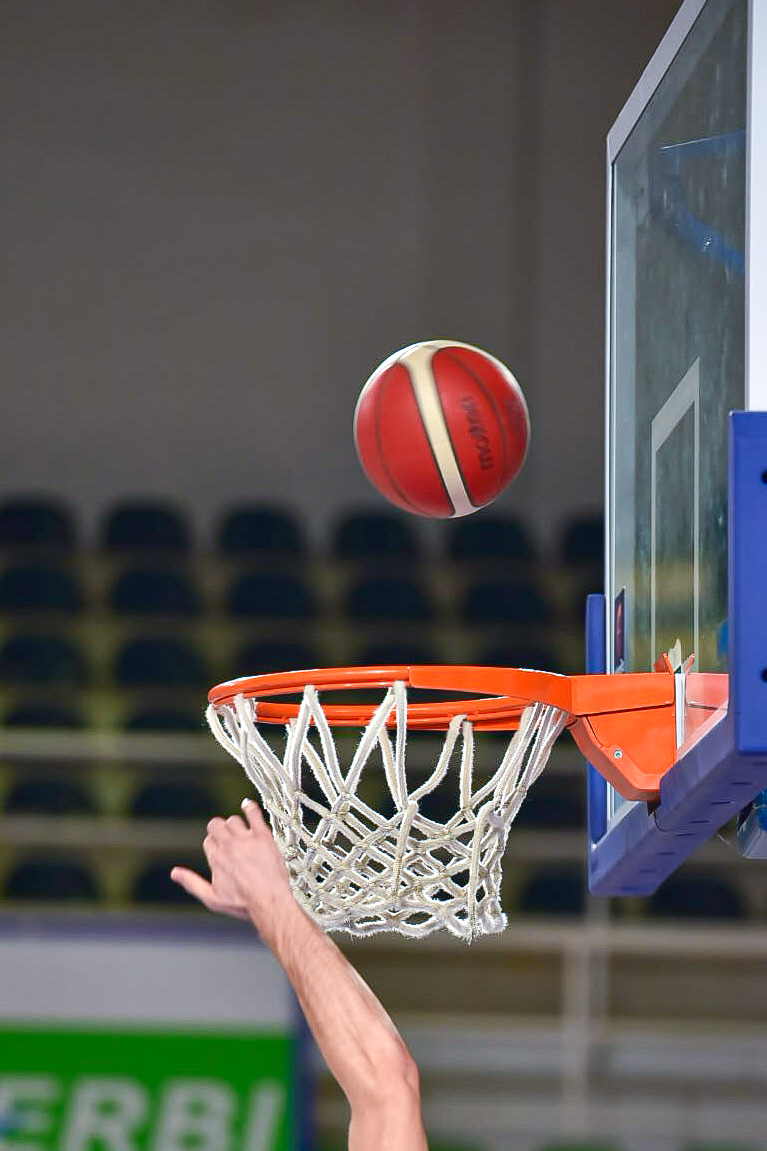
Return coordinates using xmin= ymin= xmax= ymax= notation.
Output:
xmin=408 ymin=375 xmax=458 ymax=516
xmin=408 ymin=346 xmax=475 ymax=516
xmin=374 ymin=370 xmax=436 ymax=516
xmin=443 ymin=348 xmax=511 ymax=483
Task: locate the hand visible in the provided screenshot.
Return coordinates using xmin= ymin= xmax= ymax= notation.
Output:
xmin=171 ymin=799 xmax=296 ymax=941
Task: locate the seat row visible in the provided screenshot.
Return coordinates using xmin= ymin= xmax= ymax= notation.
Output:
xmin=0 ymin=854 xmax=751 ymax=920
xmin=0 ymin=631 xmax=577 ymax=694
xmin=0 ymin=565 xmax=578 ymax=625
xmin=0 ymin=498 xmax=603 ymax=565
xmin=0 ymin=769 xmax=756 ymax=920
xmin=0 ymin=770 xmax=585 ymax=830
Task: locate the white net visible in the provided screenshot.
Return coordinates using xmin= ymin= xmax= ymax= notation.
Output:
xmin=206 ymin=681 xmax=568 ymax=940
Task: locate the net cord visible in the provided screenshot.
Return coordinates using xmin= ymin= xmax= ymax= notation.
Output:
xmin=206 ymin=683 xmax=568 ymax=940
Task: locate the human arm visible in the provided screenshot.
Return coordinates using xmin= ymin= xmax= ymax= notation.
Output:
xmin=171 ymin=800 xmax=428 ymax=1151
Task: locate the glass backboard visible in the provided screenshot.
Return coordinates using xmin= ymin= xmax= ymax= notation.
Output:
xmin=608 ymin=0 xmax=746 ymax=820
xmin=589 ymin=0 xmax=767 ymax=892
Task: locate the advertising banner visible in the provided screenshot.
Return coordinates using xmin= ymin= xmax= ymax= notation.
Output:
xmin=0 ymin=919 xmax=304 ymax=1151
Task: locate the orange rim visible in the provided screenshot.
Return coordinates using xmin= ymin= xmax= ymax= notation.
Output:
xmin=207 ymin=663 xmax=676 ymax=729
xmin=206 ymin=662 xmax=731 ymax=801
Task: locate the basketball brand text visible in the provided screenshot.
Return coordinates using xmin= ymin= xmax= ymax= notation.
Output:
xmin=461 ymin=397 xmax=494 ymax=469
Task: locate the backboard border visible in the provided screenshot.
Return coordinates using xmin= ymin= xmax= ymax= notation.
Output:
xmin=590 ymin=0 xmax=767 ymax=894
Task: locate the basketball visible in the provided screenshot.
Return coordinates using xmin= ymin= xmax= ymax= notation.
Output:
xmin=353 ymin=340 xmax=530 ymax=518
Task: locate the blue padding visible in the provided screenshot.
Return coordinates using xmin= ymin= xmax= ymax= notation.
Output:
xmin=729 ymin=411 xmax=767 ymax=753
xmin=585 ymin=594 xmax=608 ymax=845
xmin=590 ymin=411 xmax=767 ymax=894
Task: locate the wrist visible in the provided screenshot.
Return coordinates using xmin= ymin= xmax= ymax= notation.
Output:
xmin=246 ymin=885 xmax=305 ymax=951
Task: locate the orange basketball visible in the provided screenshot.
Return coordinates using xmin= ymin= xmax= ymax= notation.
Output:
xmin=353 ymin=340 xmax=530 ymax=518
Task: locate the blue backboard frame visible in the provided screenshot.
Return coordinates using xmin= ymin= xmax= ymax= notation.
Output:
xmin=589 ymin=0 xmax=767 ymax=893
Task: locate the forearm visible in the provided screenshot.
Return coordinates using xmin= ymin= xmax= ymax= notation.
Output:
xmin=253 ymin=895 xmax=415 ymax=1109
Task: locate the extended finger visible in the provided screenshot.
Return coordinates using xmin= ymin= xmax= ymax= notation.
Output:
xmin=170 ymin=867 xmax=217 ymax=908
xmin=240 ymin=798 xmax=267 ymax=831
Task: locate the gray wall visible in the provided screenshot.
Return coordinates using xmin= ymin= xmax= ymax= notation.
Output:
xmin=0 ymin=0 xmax=679 ymax=550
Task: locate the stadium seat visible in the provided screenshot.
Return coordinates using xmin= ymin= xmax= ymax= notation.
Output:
xmin=132 ymin=858 xmax=204 ymax=906
xmin=331 ymin=510 xmax=420 ymax=562
xmin=352 ymin=640 xmax=441 ymax=666
xmin=0 ymin=563 xmax=83 ymax=613
xmin=447 ymin=514 xmax=536 ymax=563
xmin=109 ymin=566 xmax=201 ymax=616
xmin=100 ymin=500 xmax=190 ymax=554
xmin=560 ymin=513 xmax=604 ymax=565
xmin=415 ymin=784 xmax=459 ymax=825
xmin=0 ymin=498 xmax=76 ymax=551
xmin=130 ymin=780 xmax=215 ymax=820
xmin=4 ymin=702 xmax=86 ymax=729
xmin=0 ymin=633 xmax=89 ymax=685
xmin=478 ymin=641 xmax=563 ymax=674
xmin=235 ymin=640 xmax=323 ymax=676
xmin=5 ymin=858 xmax=99 ymax=902
xmin=217 ymin=504 xmax=306 ymax=559
xmin=344 ymin=575 xmax=434 ymax=622
xmin=459 ymin=577 xmax=553 ymax=626
xmin=517 ymin=865 xmax=586 ymax=916
xmin=514 ymin=775 xmax=584 ymax=830
xmin=226 ymin=571 xmax=318 ymax=619
xmin=4 ymin=776 xmax=94 ymax=815
xmin=126 ymin=706 xmax=204 ymax=733
xmin=648 ymin=873 xmax=747 ymax=920
xmin=114 ymin=636 xmax=209 ymax=687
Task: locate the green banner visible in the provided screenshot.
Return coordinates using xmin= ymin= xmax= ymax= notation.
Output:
xmin=0 ymin=1028 xmax=293 ymax=1151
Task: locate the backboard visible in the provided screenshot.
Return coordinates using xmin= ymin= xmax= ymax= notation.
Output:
xmin=588 ymin=0 xmax=767 ymax=894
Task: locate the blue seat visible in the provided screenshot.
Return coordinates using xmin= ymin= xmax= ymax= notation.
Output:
xmin=478 ymin=641 xmax=562 ymax=673
xmin=126 ymin=706 xmax=203 ymax=733
xmin=101 ymin=501 xmax=190 ymax=554
xmin=514 ymin=776 xmax=584 ymax=830
xmin=133 ymin=858 xmax=204 ymax=906
xmin=4 ymin=702 xmax=85 ymax=729
xmin=115 ymin=636 xmax=209 ymax=688
xmin=0 ymin=498 xmax=76 ymax=551
xmin=447 ymin=514 xmax=536 ymax=563
xmin=109 ymin=567 xmax=201 ymax=616
xmin=460 ymin=578 xmax=553 ymax=626
xmin=0 ymin=633 xmax=89 ymax=685
xmin=560 ymin=513 xmax=604 ymax=565
xmin=518 ymin=865 xmax=586 ymax=916
xmin=352 ymin=640 xmax=440 ymax=666
xmin=5 ymin=858 xmax=99 ymax=902
xmin=0 ymin=563 xmax=83 ymax=613
xmin=648 ymin=873 xmax=746 ymax=920
xmin=130 ymin=781 xmax=215 ymax=820
xmin=217 ymin=505 xmax=306 ymax=559
xmin=235 ymin=639 xmax=323 ymax=675
xmin=345 ymin=576 xmax=434 ymax=623
xmin=4 ymin=776 xmax=94 ymax=815
xmin=332 ymin=510 xmax=420 ymax=562
xmin=226 ymin=571 xmax=318 ymax=619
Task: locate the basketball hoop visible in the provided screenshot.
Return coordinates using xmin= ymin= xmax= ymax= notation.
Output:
xmin=206 ymin=662 xmax=686 ymax=939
